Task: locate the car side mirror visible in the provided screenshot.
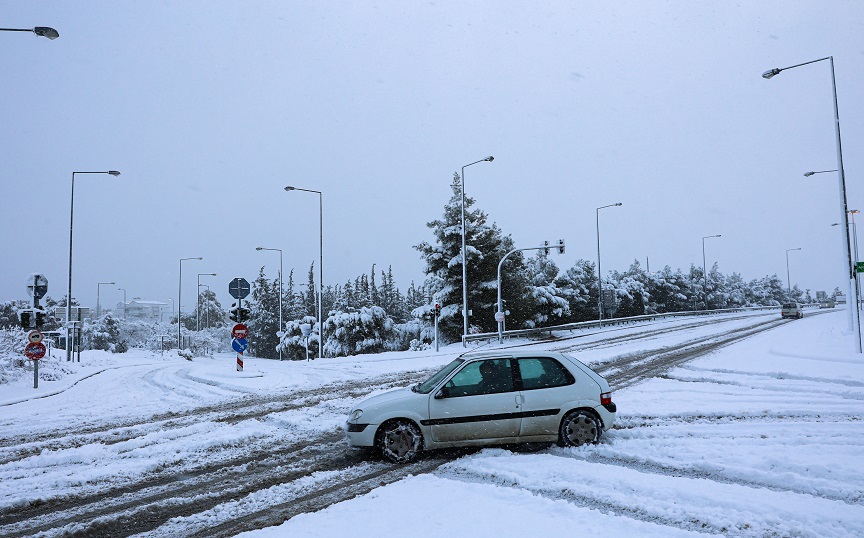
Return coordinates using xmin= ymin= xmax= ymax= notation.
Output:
xmin=434 ymin=388 xmax=448 ymax=399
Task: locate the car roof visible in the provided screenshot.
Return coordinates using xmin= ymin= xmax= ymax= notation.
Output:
xmin=460 ymin=349 xmax=567 ymax=360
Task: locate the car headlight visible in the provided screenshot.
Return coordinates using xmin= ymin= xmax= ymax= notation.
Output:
xmin=349 ymin=409 xmax=363 ymax=421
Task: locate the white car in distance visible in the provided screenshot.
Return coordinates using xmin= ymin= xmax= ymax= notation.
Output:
xmin=346 ymin=350 xmax=617 ymax=463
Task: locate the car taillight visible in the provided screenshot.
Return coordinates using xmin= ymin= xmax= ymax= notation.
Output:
xmin=600 ymin=392 xmax=612 ymax=405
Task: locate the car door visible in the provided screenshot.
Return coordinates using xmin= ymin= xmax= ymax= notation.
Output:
xmin=426 ymin=358 xmax=521 ymax=443
xmin=516 ymin=357 xmax=582 ymax=437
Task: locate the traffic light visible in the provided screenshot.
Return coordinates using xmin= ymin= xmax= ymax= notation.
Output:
xmin=18 ymin=309 xmax=31 ymax=329
xmin=34 ymin=308 xmax=46 ymax=328
xmin=543 ymin=241 xmax=550 ymax=255
xmin=229 ymin=302 xmax=250 ymax=323
xmin=435 ymin=303 xmax=441 ymax=317
xmin=557 ymin=239 xmax=565 ymax=254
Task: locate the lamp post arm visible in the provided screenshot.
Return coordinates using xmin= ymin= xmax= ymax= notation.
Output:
xmin=779 ymin=57 xmax=832 ymax=72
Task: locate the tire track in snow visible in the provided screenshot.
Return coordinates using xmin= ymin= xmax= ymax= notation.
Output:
xmin=0 ymin=312 xmax=803 ymax=537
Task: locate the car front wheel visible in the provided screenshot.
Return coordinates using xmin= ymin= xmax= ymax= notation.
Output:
xmin=558 ymin=410 xmax=601 ymax=447
xmin=376 ymin=419 xmax=423 ymax=463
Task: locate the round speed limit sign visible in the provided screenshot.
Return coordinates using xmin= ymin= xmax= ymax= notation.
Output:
xmin=27 ymin=330 xmax=43 ymax=344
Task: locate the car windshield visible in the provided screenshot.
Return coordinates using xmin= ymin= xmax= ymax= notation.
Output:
xmin=782 ymin=304 xmax=795 ymax=309
xmin=413 ymin=358 xmax=464 ymax=394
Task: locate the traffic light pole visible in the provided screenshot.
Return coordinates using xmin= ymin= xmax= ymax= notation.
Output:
xmin=434 ymin=306 xmax=439 ymax=352
xmin=236 ymin=297 xmax=244 ymax=372
xmin=496 ymin=241 xmax=565 ymax=343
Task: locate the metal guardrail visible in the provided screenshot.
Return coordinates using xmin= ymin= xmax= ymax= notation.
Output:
xmin=462 ymin=303 xmax=819 ymax=345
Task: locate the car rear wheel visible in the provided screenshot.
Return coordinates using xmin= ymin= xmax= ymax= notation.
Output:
xmin=376 ymin=419 xmax=423 ymax=463
xmin=558 ymin=410 xmax=601 ymax=447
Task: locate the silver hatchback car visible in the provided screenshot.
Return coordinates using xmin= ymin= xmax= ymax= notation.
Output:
xmin=346 ymin=350 xmax=617 ymax=463
xmin=781 ymin=303 xmax=803 ymax=319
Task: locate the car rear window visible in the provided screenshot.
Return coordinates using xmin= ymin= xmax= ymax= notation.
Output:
xmin=518 ymin=357 xmax=575 ymax=390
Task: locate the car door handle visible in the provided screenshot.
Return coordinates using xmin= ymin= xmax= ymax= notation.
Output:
xmin=515 ymin=394 xmax=525 ymax=405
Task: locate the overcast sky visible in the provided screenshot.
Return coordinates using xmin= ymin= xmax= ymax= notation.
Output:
xmin=3 ymin=1 xmax=863 ymax=314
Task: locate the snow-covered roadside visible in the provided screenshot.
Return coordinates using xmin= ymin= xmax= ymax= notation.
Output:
xmin=241 ymin=310 xmax=864 ymax=538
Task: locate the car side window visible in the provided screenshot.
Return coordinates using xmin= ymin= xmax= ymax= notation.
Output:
xmin=443 ymin=359 xmax=513 ymax=397
xmin=518 ymin=358 xmax=575 ymax=390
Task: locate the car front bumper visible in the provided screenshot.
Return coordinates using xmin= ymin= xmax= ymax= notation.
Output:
xmin=346 ymin=421 xmax=379 ymax=448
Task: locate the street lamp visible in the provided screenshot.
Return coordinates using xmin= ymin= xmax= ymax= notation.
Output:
xmin=459 ymin=156 xmax=494 ymax=344
xmin=66 ymin=170 xmax=121 ymax=362
xmin=785 ymin=248 xmax=802 ymax=299
xmin=285 ymin=185 xmax=323 ymax=360
xmin=256 ymin=247 xmax=284 ymax=360
xmin=179 ymin=257 xmax=202 ymax=350
xmin=804 ymin=169 xmax=837 ymax=177
xmin=596 ymin=202 xmax=622 ymax=320
xmin=118 ymin=288 xmax=127 ymax=319
xmin=702 ymin=235 xmax=722 ymax=309
xmin=0 ymin=26 xmax=59 ymax=39
xmin=196 ymin=273 xmax=216 ymax=331
xmin=96 ymin=281 xmax=115 ymax=318
xmin=763 ymin=56 xmax=859 ymax=351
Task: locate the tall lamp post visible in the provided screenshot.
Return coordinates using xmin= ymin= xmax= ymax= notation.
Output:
xmin=196 ymin=273 xmax=216 ymax=331
xmin=459 ymin=156 xmax=494 ymax=344
xmin=256 ymin=247 xmax=284 ymax=360
xmin=96 ymin=281 xmax=115 ymax=318
xmin=763 ymin=56 xmax=860 ymax=351
xmin=66 ymin=170 xmax=121 ymax=362
xmin=785 ymin=248 xmax=802 ymax=299
xmin=0 ymin=26 xmax=59 ymax=39
xmin=596 ymin=202 xmax=622 ymax=320
xmin=179 ymin=257 xmax=202 ymax=350
xmin=702 ymin=234 xmax=722 ymax=309
xmin=118 ymin=287 xmax=127 ymax=319
xmin=285 ymin=185 xmax=323 ymax=360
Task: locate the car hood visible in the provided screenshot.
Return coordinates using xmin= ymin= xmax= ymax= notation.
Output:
xmin=356 ymin=386 xmax=417 ymax=409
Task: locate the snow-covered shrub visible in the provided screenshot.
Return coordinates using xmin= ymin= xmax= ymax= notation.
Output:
xmin=322 ymin=306 xmax=394 ymax=357
xmin=277 ymin=316 xmax=320 ymax=361
xmin=0 ymin=328 xmax=26 ymax=384
xmin=408 ymin=339 xmax=431 ymax=352
xmin=86 ymin=314 xmax=126 ymax=353
xmin=391 ymin=319 xmax=423 ymax=351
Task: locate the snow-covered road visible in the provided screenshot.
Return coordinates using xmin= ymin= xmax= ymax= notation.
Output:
xmin=1 ymin=309 xmax=861 ymax=537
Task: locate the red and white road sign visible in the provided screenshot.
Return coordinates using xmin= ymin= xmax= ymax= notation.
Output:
xmin=27 ymin=330 xmax=43 ymax=344
xmin=232 ymin=323 xmax=248 ymax=339
xmin=24 ymin=342 xmax=46 ymax=360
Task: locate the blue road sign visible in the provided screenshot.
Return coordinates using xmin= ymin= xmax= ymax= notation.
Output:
xmin=232 ymin=337 xmax=248 ymax=353
xmin=229 ymin=277 xmax=250 ymax=300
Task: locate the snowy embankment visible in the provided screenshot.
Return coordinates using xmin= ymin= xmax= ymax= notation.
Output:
xmin=240 ymin=310 xmax=864 ymax=538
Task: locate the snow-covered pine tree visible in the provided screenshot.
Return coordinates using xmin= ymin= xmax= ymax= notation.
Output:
xmin=305 ymin=263 xmax=317 ymax=318
xmin=248 ymin=267 xmax=280 ymax=359
xmin=195 ymin=287 xmax=226 ymax=329
xmin=524 ymin=251 xmax=569 ymax=327
xmin=414 ymin=173 xmax=522 ymax=341
xmin=554 ymin=259 xmax=597 ymax=322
